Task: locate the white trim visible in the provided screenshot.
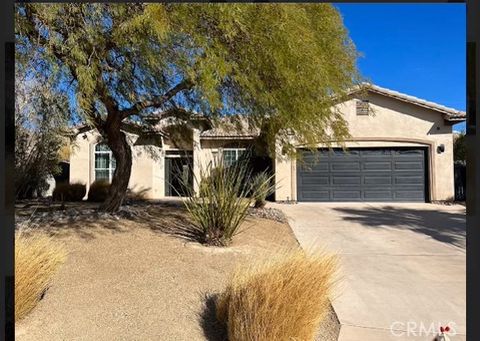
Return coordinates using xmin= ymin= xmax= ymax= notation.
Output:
xmin=93 ymin=143 xmax=116 ymax=182
xmin=222 ymin=148 xmax=247 ymax=166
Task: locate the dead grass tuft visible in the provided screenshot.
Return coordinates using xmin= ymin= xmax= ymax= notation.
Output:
xmin=15 ymin=230 xmax=67 ymax=321
xmin=216 ymin=249 xmax=338 ymax=341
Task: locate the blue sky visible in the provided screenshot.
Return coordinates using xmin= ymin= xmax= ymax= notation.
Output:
xmin=334 ymin=3 xmax=466 ymax=132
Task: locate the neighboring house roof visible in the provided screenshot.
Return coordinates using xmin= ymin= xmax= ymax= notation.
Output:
xmin=351 ymin=83 xmax=466 ymax=123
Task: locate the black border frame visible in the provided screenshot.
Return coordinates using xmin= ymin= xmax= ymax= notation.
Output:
xmin=2 ymin=1 xmax=15 ymax=340
xmin=466 ymin=0 xmax=479 ymax=340
xmin=2 ymin=1 xmax=478 ymax=341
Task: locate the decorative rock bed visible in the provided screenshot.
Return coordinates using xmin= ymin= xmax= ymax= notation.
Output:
xmin=247 ymin=207 xmax=288 ymax=223
xmin=15 ymin=199 xmax=288 ymax=226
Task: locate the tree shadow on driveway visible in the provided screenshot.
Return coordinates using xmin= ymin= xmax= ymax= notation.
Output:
xmin=332 ymin=205 xmax=466 ymax=250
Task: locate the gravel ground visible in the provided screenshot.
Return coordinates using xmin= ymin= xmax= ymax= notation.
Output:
xmin=16 ymin=200 xmax=288 ymax=226
xmin=248 ymin=207 xmax=288 ymax=223
xmin=15 ymin=201 xmax=339 ymax=341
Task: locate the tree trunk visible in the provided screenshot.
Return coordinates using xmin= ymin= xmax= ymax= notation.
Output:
xmin=100 ymin=121 xmax=132 ymax=212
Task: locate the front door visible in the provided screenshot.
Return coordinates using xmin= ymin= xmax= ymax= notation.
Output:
xmin=165 ymin=152 xmax=193 ymax=196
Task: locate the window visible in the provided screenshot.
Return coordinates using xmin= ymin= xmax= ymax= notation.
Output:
xmin=94 ymin=143 xmax=116 ymax=182
xmin=223 ymin=148 xmax=246 ymax=167
xmin=356 ymin=99 xmax=370 ymax=116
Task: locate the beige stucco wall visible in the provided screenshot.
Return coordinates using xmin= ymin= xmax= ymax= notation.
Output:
xmin=69 ymin=129 xmax=245 ymax=199
xmin=70 ymin=130 xmax=162 ymax=199
xmin=275 ymin=92 xmax=455 ymax=202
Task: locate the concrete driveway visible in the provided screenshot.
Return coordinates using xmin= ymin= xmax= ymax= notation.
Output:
xmin=273 ymin=202 xmax=466 ymax=341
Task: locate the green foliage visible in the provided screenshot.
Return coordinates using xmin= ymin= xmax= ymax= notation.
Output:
xmin=454 ymin=132 xmax=466 ymax=162
xmin=16 ymin=3 xmax=360 ymax=158
xmin=181 ymin=159 xmax=272 ymax=246
xmin=52 ymin=183 xmax=86 ymax=202
xmin=87 ymin=180 xmax=111 ymax=202
xmin=251 ymin=171 xmax=275 ymax=208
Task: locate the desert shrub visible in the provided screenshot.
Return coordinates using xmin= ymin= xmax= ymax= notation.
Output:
xmin=216 ymin=250 xmax=338 ymax=341
xmin=250 ymin=171 xmax=275 ymax=208
xmin=52 ymin=182 xmax=86 ymax=202
xmin=126 ymin=187 xmax=149 ymax=202
xmin=454 ymin=131 xmax=466 ymax=162
xmin=181 ymin=159 xmax=271 ymax=246
xmin=15 ymin=66 xmax=69 ymax=199
xmin=87 ymin=180 xmax=111 ymax=202
xmin=15 ymin=231 xmax=67 ymax=321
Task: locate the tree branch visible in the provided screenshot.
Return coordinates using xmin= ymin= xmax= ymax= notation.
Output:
xmin=119 ymin=79 xmax=193 ymax=119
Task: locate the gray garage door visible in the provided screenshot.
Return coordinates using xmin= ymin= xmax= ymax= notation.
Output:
xmin=297 ymin=148 xmax=427 ymax=202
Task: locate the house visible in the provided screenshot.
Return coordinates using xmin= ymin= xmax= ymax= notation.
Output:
xmin=69 ymin=83 xmax=465 ymax=202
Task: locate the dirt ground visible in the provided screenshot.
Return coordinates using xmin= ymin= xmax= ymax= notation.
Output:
xmin=15 ymin=203 xmax=339 ymax=341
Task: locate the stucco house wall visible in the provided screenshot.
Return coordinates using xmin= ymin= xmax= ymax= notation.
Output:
xmin=70 ymin=128 xmax=244 ymax=199
xmin=70 ymin=130 xmax=162 ymax=199
xmin=275 ymin=92 xmax=456 ymax=202
xmin=70 ymin=84 xmax=463 ymax=202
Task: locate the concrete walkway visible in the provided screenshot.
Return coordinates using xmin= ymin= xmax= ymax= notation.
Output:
xmin=272 ymin=202 xmax=466 ymax=341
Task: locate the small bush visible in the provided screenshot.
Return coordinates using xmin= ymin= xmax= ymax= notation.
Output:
xmin=87 ymin=180 xmax=111 ymax=202
xmin=216 ymin=250 xmax=338 ymax=341
xmin=181 ymin=160 xmax=255 ymax=246
xmin=126 ymin=187 xmax=149 ymax=202
xmin=52 ymin=182 xmax=86 ymax=201
xmin=181 ymin=158 xmax=274 ymax=246
xmin=250 ymin=171 xmax=275 ymax=208
xmin=15 ymin=231 xmax=67 ymax=321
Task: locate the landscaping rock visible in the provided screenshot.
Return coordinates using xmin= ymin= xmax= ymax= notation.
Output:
xmin=248 ymin=207 xmax=287 ymax=223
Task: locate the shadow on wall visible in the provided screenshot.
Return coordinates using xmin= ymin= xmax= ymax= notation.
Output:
xmin=332 ymin=206 xmax=466 ymax=249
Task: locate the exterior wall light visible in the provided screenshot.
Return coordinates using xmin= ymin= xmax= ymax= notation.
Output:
xmin=437 ymin=144 xmax=445 ymax=153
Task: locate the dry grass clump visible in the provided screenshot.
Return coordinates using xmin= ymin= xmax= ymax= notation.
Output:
xmin=15 ymin=231 xmax=67 ymax=321
xmin=216 ymin=249 xmax=338 ymax=341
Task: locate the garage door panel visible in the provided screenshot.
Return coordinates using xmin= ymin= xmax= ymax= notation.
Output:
xmin=302 ymin=185 xmax=334 ymax=192
xmin=363 ymin=161 xmax=392 ymax=170
xmin=300 ymin=176 xmax=329 ymax=185
xmin=394 ymin=149 xmax=423 ymax=156
xmin=301 ymin=161 xmax=328 ymax=170
xmin=297 ymin=148 xmax=426 ymax=202
xmin=331 ymin=162 xmax=361 ymax=171
xmin=361 ymin=149 xmax=392 ymax=156
xmin=395 ymin=176 xmax=424 ymax=185
xmin=364 ymin=176 xmax=392 ymax=185
xmin=394 ymin=191 xmax=425 ymax=200
xmin=302 ymin=191 xmax=330 ymax=200
xmin=364 ymin=190 xmax=393 ymax=200
xmin=395 ymin=161 xmax=423 ymax=170
xmin=333 ymin=190 xmax=362 ymax=200
xmin=332 ymin=176 xmax=361 ymax=185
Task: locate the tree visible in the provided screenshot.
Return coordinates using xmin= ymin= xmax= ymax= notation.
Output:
xmin=15 ymin=66 xmax=69 ymax=199
xmin=454 ymin=131 xmax=466 ymax=163
xmin=16 ymin=3 xmax=360 ymax=212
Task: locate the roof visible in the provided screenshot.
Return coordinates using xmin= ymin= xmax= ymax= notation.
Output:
xmin=352 ymin=83 xmax=466 ymax=122
xmin=70 ymin=83 xmax=465 ymax=137
xmin=200 ymin=116 xmax=259 ymax=139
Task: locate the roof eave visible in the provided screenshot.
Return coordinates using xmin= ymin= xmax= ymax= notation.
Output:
xmin=356 ymin=83 xmax=466 ymax=120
